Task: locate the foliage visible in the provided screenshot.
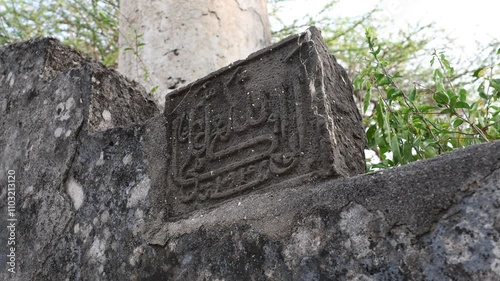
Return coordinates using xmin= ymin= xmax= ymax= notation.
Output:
xmin=356 ymin=30 xmax=499 ymax=170
xmin=0 ymin=0 xmax=119 ymax=66
xmin=269 ymin=0 xmax=499 ymax=171
xmin=270 ymin=1 xmax=434 ymax=81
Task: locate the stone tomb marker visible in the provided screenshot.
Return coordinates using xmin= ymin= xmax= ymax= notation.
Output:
xmin=164 ymin=27 xmax=365 ymax=219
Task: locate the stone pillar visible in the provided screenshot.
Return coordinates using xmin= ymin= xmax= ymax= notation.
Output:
xmin=118 ymin=0 xmax=272 ymax=107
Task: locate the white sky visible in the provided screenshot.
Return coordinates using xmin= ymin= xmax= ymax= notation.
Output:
xmin=272 ymin=0 xmax=499 ymax=62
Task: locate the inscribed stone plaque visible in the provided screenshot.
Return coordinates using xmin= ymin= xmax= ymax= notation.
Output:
xmin=164 ymin=27 xmax=365 ymax=219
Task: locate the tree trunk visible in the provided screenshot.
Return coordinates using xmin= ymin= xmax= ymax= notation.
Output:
xmin=118 ymin=0 xmax=272 ymax=107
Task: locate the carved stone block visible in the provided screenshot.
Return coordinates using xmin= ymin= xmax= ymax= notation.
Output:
xmin=164 ymin=27 xmax=365 ymax=219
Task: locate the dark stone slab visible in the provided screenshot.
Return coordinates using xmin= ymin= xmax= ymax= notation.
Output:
xmin=163 ymin=27 xmax=366 ymax=219
xmin=0 ymin=38 xmax=159 ymax=280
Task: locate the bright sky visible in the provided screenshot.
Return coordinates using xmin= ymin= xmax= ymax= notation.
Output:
xmin=272 ymin=0 xmax=499 ymax=62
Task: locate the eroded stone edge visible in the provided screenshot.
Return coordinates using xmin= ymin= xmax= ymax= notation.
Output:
xmin=146 ymin=141 xmax=500 ymax=247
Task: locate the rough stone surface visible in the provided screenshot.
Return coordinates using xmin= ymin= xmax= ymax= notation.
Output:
xmin=1 ymin=34 xmax=500 ymax=281
xmin=152 ymin=141 xmax=500 ymax=281
xmin=163 ymin=27 xmax=366 ymax=219
xmin=0 ymin=38 xmax=158 ymax=280
xmin=118 ymin=0 xmax=272 ymax=107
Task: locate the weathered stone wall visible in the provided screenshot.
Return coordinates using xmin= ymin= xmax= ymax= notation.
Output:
xmin=1 ymin=30 xmax=499 ymax=281
xmin=160 ymin=27 xmax=366 ymax=220
xmin=0 ymin=37 xmax=159 ymax=280
xmin=150 ymin=142 xmax=500 ymax=280
xmin=118 ymin=0 xmax=271 ymax=107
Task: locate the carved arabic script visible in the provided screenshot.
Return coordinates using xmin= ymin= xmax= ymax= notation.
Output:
xmin=167 ymin=79 xmax=304 ymax=202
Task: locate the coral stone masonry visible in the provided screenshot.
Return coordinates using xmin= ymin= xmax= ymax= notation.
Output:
xmin=163 ymin=27 xmax=366 ymax=219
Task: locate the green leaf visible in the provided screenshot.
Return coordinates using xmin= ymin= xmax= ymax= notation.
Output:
xmin=423 ymin=146 xmax=438 ymax=158
xmin=459 ymin=88 xmax=467 ymax=102
xmin=473 ymin=67 xmax=487 ymax=78
xmin=488 ymin=126 xmax=499 ymax=137
xmin=491 ymin=106 xmax=500 ymax=116
xmin=390 ymin=135 xmax=401 ymax=164
xmin=375 ymin=98 xmax=385 ymax=127
xmin=440 ymin=108 xmax=453 ymax=115
xmin=418 ymin=104 xmax=436 ymax=112
xmin=99 ymin=11 xmax=111 ymax=25
xmin=363 ymin=88 xmax=372 ymax=113
xmin=386 ymin=88 xmax=401 ymax=100
xmin=434 ymin=91 xmax=449 ymax=105
xmin=472 ymin=102 xmax=480 ymax=110
xmin=446 ymin=89 xmax=456 ymax=99
xmin=408 ymin=88 xmax=417 ymax=102
xmin=449 ymin=95 xmax=458 ymax=108
xmin=383 ymin=112 xmax=391 ymax=145
xmin=454 ymin=101 xmax=470 ymax=109
xmin=366 ymin=125 xmax=377 ymax=146
xmin=414 ymin=122 xmax=426 ymax=130
xmin=353 ymin=80 xmax=361 ymax=90
xmin=435 ymin=80 xmax=445 ymax=93
xmin=412 ymin=114 xmax=424 ymax=122
xmin=353 ymin=77 xmax=363 ymax=90
xmin=402 ymin=141 xmax=413 ymax=164
xmin=453 ymin=119 xmax=464 ymax=127
xmin=434 ymin=69 xmax=443 ymax=79
xmin=377 ymin=77 xmax=390 ymax=86
xmin=374 ymin=71 xmax=384 ymax=80
xmin=375 ymin=130 xmax=387 ymax=151
xmin=440 ymin=53 xmax=455 ymax=76
xmin=150 ymin=85 xmax=159 ymax=93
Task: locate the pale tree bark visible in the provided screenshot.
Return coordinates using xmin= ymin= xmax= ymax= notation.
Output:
xmin=118 ymin=0 xmax=272 ymax=107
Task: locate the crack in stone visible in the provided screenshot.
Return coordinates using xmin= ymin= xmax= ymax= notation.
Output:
xmin=60 ymin=117 xmax=85 ymax=193
xmin=208 ymin=9 xmax=220 ymax=22
xmin=234 ymin=0 xmax=246 ymax=12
